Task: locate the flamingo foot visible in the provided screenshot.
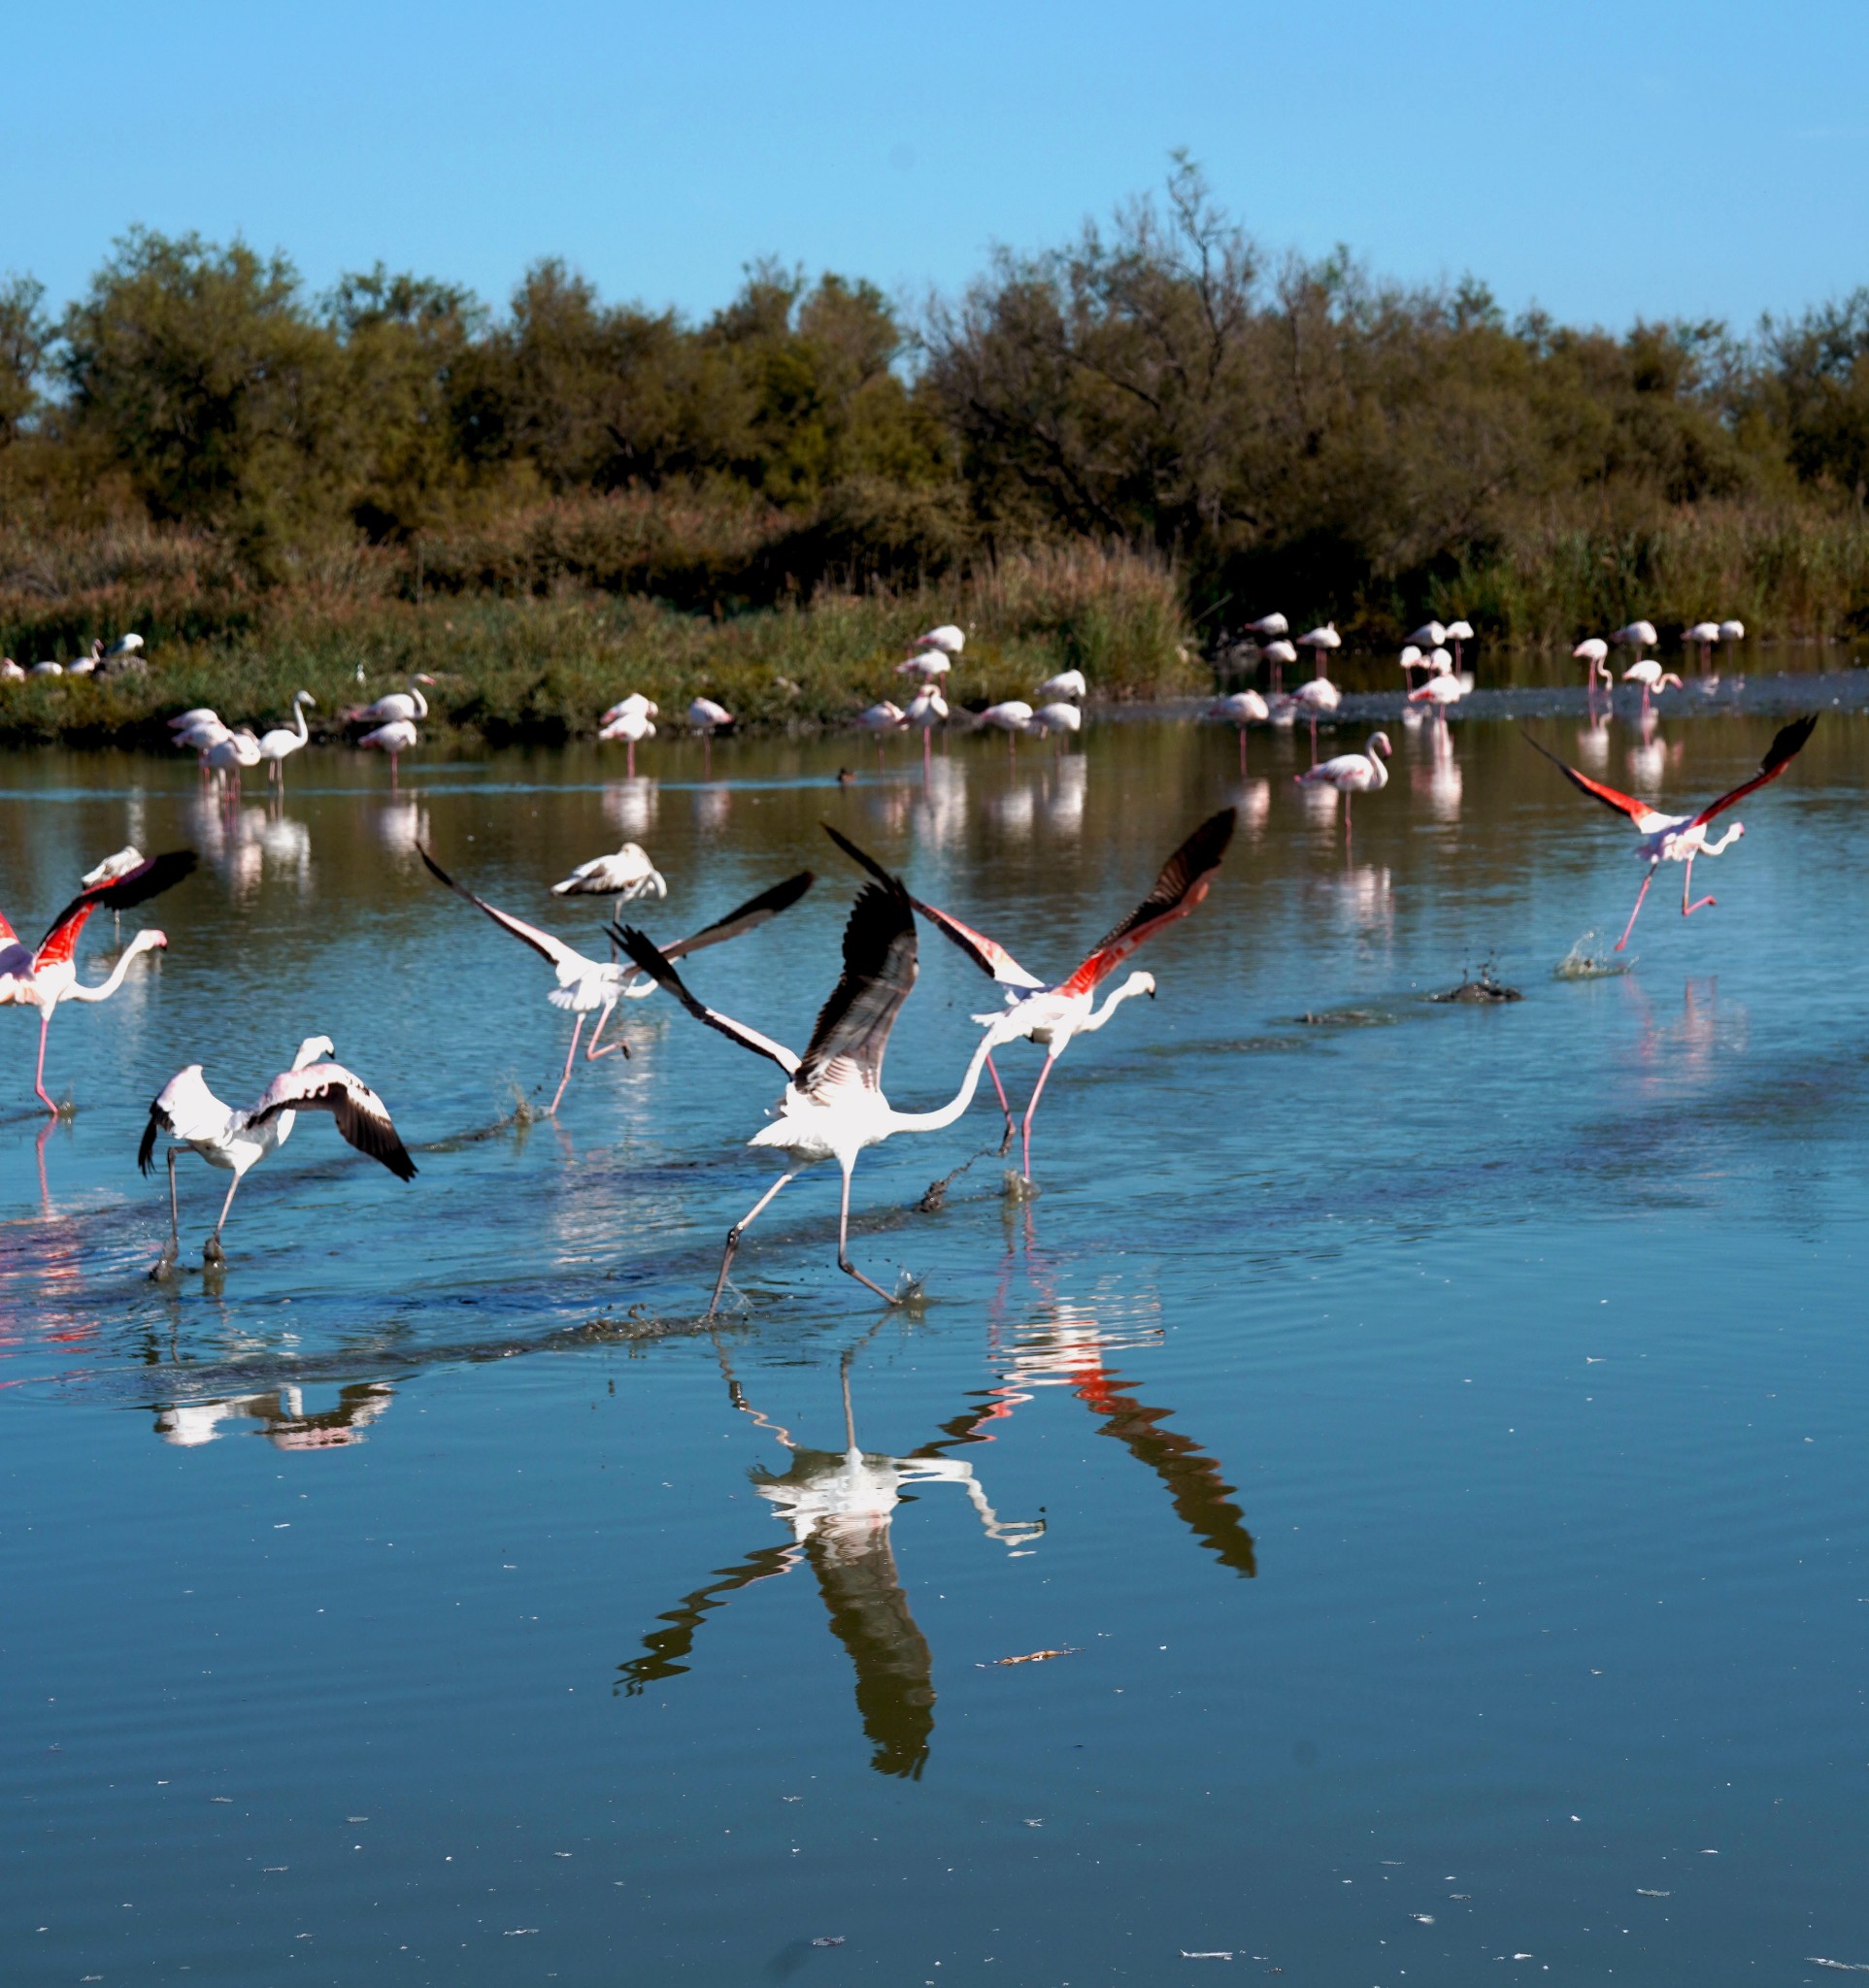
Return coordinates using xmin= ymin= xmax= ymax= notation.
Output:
xmin=1002 ymin=1170 xmax=1040 ymax=1203
xmin=202 ymin=1234 xmax=225 ymax=1268
xmin=150 ymin=1240 xmax=179 ymax=1283
xmin=1685 ymin=893 xmax=1717 ymax=917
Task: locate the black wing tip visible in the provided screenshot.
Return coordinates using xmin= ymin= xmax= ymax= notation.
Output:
xmin=417 ymin=844 xmax=454 ymax=888
xmin=136 ymin=1106 xmax=160 ymax=1176
xmin=617 ymin=923 xmax=675 ymax=980
xmin=1770 ymin=712 xmax=1819 ymax=762
xmin=1189 ymin=806 xmax=1238 ymax=865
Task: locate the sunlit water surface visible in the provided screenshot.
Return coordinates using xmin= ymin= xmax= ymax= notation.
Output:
xmin=4 ymin=694 xmax=1868 ymax=1984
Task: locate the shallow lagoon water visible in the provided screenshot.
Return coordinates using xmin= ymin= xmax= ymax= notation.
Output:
xmin=4 ymin=695 xmax=1869 ymax=1984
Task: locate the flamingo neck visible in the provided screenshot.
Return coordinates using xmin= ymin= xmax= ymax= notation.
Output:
xmin=410 ymin=687 xmax=428 ymax=718
xmin=1080 ymin=976 xmax=1151 ymax=1034
xmin=293 ymin=700 xmax=310 ymax=742
xmin=885 ymin=1033 xmax=1000 ymax=1135
xmin=62 ymin=933 xmax=161 ymax=1003
xmin=1364 ymin=739 xmax=1390 ymax=788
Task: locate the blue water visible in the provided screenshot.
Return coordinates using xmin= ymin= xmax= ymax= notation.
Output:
xmin=3 ymin=701 xmax=1867 ymax=1983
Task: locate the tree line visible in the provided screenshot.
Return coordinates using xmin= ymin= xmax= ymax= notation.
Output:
xmin=3 ymin=158 xmax=1867 ymax=642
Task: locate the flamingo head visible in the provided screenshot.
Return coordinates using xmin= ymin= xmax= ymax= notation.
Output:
xmin=1121 ymin=971 xmax=1157 ymax=1003
xmin=1370 ymin=731 xmax=1393 ymax=758
xmin=292 ymin=1034 xmax=336 ymax=1070
xmin=1712 ymin=821 xmax=1745 ymax=852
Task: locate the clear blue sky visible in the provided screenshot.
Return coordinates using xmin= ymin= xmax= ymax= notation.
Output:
xmin=6 ymin=0 xmax=1864 ymax=335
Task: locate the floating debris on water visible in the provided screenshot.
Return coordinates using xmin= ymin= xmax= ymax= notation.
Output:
xmin=1636 ymin=1889 xmax=1671 ymax=1898
xmin=1809 ymin=1962 xmax=1869 ymax=1973
xmin=986 ymin=1647 xmax=1080 ymax=1667
xmin=1554 ymin=931 xmax=1633 ymax=979
xmin=809 ymin=1936 xmax=846 ymax=1948
xmin=1430 ymin=962 xmax=1522 ymax=1003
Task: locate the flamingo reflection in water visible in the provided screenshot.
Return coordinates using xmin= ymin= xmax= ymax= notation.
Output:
xmin=617 ymin=1338 xmax=1042 ymax=1780
xmin=154 ymin=1381 xmax=396 ymax=1450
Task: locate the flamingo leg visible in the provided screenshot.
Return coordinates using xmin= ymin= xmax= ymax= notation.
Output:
xmin=154 ymin=1148 xmax=184 ymax=1274
xmin=985 ymin=1050 xmax=1016 ymax=1155
xmin=626 ymin=740 xmax=636 ymax=779
xmin=708 ymin=1169 xmax=798 ymax=1316
xmin=549 ymin=1015 xmax=586 ymax=1114
xmin=1615 ymin=864 xmax=1658 ymax=951
xmin=584 ymin=999 xmax=626 ymax=1062
xmin=204 ymin=1172 xmax=243 ymax=1264
xmin=1238 ymin=728 xmax=1247 ymax=775
xmin=835 ymin=1159 xmax=898 ymax=1305
xmin=1682 ymin=854 xmax=1717 ymax=917
xmin=1310 ymin=714 xmax=1318 ymax=766
xmin=32 ymin=1009 xmax=57 ymax=1114
xmin=1019 ymin=1049 xmax=1060 ymax=1183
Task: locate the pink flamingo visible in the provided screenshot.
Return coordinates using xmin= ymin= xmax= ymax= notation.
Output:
xmin=2 ymin=851 xmax=197 ymax=1113
xmin=1524 ymin=714 xmax=1817 ymax=949
xmin=1209 ymin=690 xmax=1269 ymax=772
xmin=1295 ymin=731 xmax=1392 ymax=841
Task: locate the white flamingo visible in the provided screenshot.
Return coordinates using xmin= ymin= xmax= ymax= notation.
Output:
xmin=422 ymin=848 xmax=813 ymax=1113
xmin=1685 ymin=620 xmax=1721 ymax=672
xmin=616 ymin=845 xmax=1008 ymax=1311
xmin=1445 ymin=618 xmax=1474 ymax=671
xmin=831 ymin=812 xmax=1235 ymax=1183
xmin=601 ymin=692 xmax=657 ymax=725
xmin=1407 ymin=652 xmax=1463 ymax=722
xmin=909 ymin=623 xmax=965 ymax=657
xmin=205 ymin=728 xmax=262 ymax=797
xmin=857 ymin=701 xmax=906 ymax=765
xmin=1719 ymin=618 xmax=1746 ymax=645
xmin=1525 ymin=714 xmax=1817 ymax=950
xmin=1295 ymin=624 xmax=1342 ymax=681
xmin=1288 ymin=673 xmax=1342 ymax=763
xmin=1621 ymin=656 xmax=1683 ymax=714
xmin=1295 ymin=731 xmax=1392 ymax=840
xmin=1 ymin=657 xmax=22 ymax=681
xmin=1244 ymin=613 xmax=1288 ymax=640
xmin=689 ymin=696 xmax=732 ymax=773
xmin=600 ymin=702 xmax=655 ymax=776
xmin=353 ymin=681 xmax=430 ymax=725
xmin=1406 ymin=619 xmax=1447 ymax=648
xmin=904 ymin=684 xmax=948 ymax=768
xmin=1259 ymin=636 xmax=1298 ymax=693
xmin=1032 ymin=702 xmax=1082 ymax=747
xmin=257 ymin=691 xmax=316 ymax=787
xmin=1613 ymin=619 xmax=1658 ymax=659
xmin=359 ymin=716 xmax=419 ymax=786
xmin=1209 ymin=689 xmax=1269 ymax=771
xmin=976 ymin=700 xmax=1034 ymax=755
xmin=140 ymin=1035 xmax=417 ymax=1271
xmin=2 ymin=852 xmax=196 ymax=1113
xmin=551 ymin=843 xmax=668 ymax=929
xmin=1034 ymin=669 xmax=1086 ymax=702
xmin=1573 ymin=636 xmax=1611 ymax=698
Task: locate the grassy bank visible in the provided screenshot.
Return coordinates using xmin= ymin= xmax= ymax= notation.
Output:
xmin=0 ymin=546 xmax=1201 ymax=748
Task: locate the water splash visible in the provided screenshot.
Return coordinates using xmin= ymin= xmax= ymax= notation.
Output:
xmin=1554 ymin=931 xmax=1633 ymax=980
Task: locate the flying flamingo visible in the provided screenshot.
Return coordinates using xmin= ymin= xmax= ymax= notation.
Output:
xmin=1524 ymin=714 xmax=1818 ymax=949
xmin=600 ymin=701 xmax=655 ymax=776
xmin=1295 ymin=731 xmax=1391 ymax=840
xmin=1622 ymin=656 xmax=1683 ymax=714
xmin=139 ymin=1035 xmax=417 ymax=1272
xmin=256 ymin=691 xmax=316 ymax=788
xmin=359 ymin=716 xmax=419 ymax=787
xmin=1209 ymin=689 xmax=1269 ymax=771
xmin=421 ymin=847 xmax=813 ymax=1113
xmin=617 ymin=848 xmax=1008 ymax=1311
xmin=2 ymin=850 xmax=197 ymax=1113
xmin=827 ymin=812 xmax=1236 ymax=1184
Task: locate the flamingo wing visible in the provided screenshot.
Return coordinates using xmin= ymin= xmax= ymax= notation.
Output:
xmin=822 ymin=823 xmax=1044 ymax=989
xmin=795 ymin=879 xmax=918 ymax=1098
xmin=1688 ymin=714 xmax=1819 ymax=828
xmin=1057 ymin=807 xmax=1236 ymax=998
xmin=659 ymin=871 xmax=816 ymax=963
xmin=247 ymin=1063 xmax=418 ymax=1180
xmin=419 ymin=847 xmax=585 ymax=973
xmin=1520 ymin=733 xmax=1667 ymax=829
xmin=614 ymin=926 xmax=800 ymax=1076
xmin=34 ymin=849 xmax=197 ymax=969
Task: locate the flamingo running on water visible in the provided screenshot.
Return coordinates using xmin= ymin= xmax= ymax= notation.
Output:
xmin=359 ymin=717 xmax=419 ymax=787
xmin=257 ymin=691 xmax=316 ymax=788
xmin=1524 ymin=714 xmax=1817 ymax=951
xmin=1295 ymin=731 xmax=1392 ymax=840
xmin=2 ymin=851 xmax=197 ymax=1113
xmin=617 ymin=846 xmax=1010 ymax=1312
xmin=139 ymin=1036 xmax=417 ymax=1273
xmin=1622 ymin=656 xmax=1684 ymax=715
xmin=1209 ymin=689 xmax=1269 ymax=772
xmin=422 ymin=848 xmax=813 ymax=1113
xmin=828 ymin=812 xmax=1235 ymax=1185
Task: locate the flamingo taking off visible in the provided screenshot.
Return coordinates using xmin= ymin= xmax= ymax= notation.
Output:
xmin=617 ymin=842 xmax=1007 ymax=1311
xmin=1524 ymin=714 xmax=1818 ymax=950
xmin=422 ymin=848 xmax=813 ymax=1113
xmin=1209 ymin=689 xmax=1269 ymax=771
xmin=81 ymin=845 xmax=147 ymax=940
xmin=2 ymin=850 xmax=197 ymax=1113
xmin=830 ymin=811 xmax=1235 ymax=1184
xmin=257 ymin=691 xmax=316 ymax=787
xmin=140 ymin=1035 xmax=417 ymax=1272
xmin=1295 ymin=732 xmax=1392 ymax=839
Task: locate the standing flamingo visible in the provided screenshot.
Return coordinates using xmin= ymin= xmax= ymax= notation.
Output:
xmin=617 ymin=850 xmax=1008 ymax=1311
xmin=422 ymin=848 xmax=813 ymax=1113
xmin=857 ymin=701 xmax=907 ymax=765
xmin=826 ymin=812 xmax=1235 ymax=1184
xmin=689 ymin=697 xmax=733 ymax=773
xmin=600 ymin=701 xmax=655 ymax=776
xmin=359 ymin=716 xmax=419 ymax=787
xmin=1445 ymin=619 xmax=1474 ymax=673
xmin=140 ymin=1035 xmax=417 ymax=1272
xmin=905 ymin=683 xmax=948 ymax=769
xmin=1244 ymin=613 xmax=1288 ymax=640
xmin=1295 ymin=732 xmax=1392 ymax=841
xmin=1288 ymin=673 xmax=1341 ymax=763
xmin=1295 ymin=624 xmax=1342 ymax=681
xmin=1407 ymin=654 xmax=1464 ymax=723
xmin=1034 ymin=669 xmax=1087 ymax=703
xmin=1260 ymin=636 xmax=1298 ymax=694
xmin=1406 ymin=619 xmax=1447 ymax=649
xmin=1524 ymin=714 xmax=1817 ymax=949
xmin=976 ymin=701 xmax=1034 ymax=756
xmin=1209 ymin=689 xmax=1269 ymax=771
xmin=1622 ymin=656 xmax=1683 ymax=715
xmin=1685 ymin=621 xmax=1721 ymax=674
xmin=898 ymin=647 xmax=953 ymax=688
xmin=1032 ymin=702 xmax=1082 ymax=749
xmin=351 ymin=681 xmax=430 ymax=725
xmin=2 ymin=851 xmax=197 ymax=1113
xmin=1574 ymin=638 xmax=1612 ymax=702
xmin=257 ymin=691 xmax=316 ymax=788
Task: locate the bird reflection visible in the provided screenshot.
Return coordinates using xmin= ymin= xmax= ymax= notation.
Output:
xmin=603 ymin=779 xmax=658 ymax=841
xmin=617 ymin=1338 xmax=1042 ymax=1780
xmin=987 ymin=782 xmax=1037 ymax=838
xmin=152 ymin=1380 xmax=394 ymax=1450
xmin=692 ymin=786 xmax=731 ymax=833
xmin=1576 ymin=710 xmax=1612 ymax=769
xmin=371 ymin=798 xmax=431 ymax=860
xmin=1047 ymin=755 xmax=1087 ymax=835
xmin=1625 ymin=712 xmax=1685 ymax=792
xmin=1413 ymin=725 xmax=1461 ymax=821
xmin=911 ymin=758 xmax=967 ymax=849
xmin=1230 ymin=778 xmax=1272 ymax=837
xmin=186 ymin=794 xmax=268 ymax=898
xmin=1621 ymin=974 xmax=1747 ymax=1092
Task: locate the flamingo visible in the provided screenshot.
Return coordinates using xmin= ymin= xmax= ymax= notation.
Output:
xmin=1685 ymin=621 xmax=1721 ymax=673
xmin=897 ymin=647 xmax=953 ymax=686
xmin=168 ymin=707 xmax=220 ymax=734
xmin=140 ymin=1036 xmax=417 ymax=1272
xmin=1574 ymin=637 xmax=1611 ymax=700
xmin=81 ymin=845 xmax=147 ymax=940
xmin=1719 ymin=618 xmax=1746 ymax=646
xmin=1296 ymin=624 xmax=1342 ymax=681
xmin=615 ymin=847 xmax=1008 ymax=1311
xmin=857 ymin=701 xmax=906 ymax=765
xmin=1613 ymin=619 xmax=1658 ymax=659
xmin=1406 ymin=619 xmax=1447 ymax=649
xmin=905 ymin=684 xmax=948 ymax=768
xmin=67 ymin=640 xmax=104 ymax=677
xmin=601 ymin=693 xmax=657 ymax=725
xmin=977 ymin=700 xmax=1034 ymax=755
xmin=1398 ymin=643 xmax=1425 ymax=685
xmin=1 ymin=658 xmax=22 ymax=681
xmin=29 ymin=660 xmax=62 ymax=677
xmin=1032 ymin=702 xmax=1082 ymax=748
xmin=1 ymin=851 xmax=196 ymax=1113
xmin=1260 ymin=636 xmax=1298 ymax=693
xmin=600 ymin=702 xmax=655 ymax=776
xmin=829 ymin=811 xmax=1235 ymax=1184
xmin=1034 ymin=669 xmax=1087 ymax=703
xmin=352 ymin=681 xmax=430 ymax=725
xmin=105 ymin=632 xmax=145 ymax=662
xmin=205 ymin=728 xmax=262 ymax=797
xmin=689 ymin=696 xmax=732 ymax=773
xmin=551 ymin=842 xmax=668 ymax=931
xmin=1244 ymin=613 xmax=1288 ymax=640
xmin=256 ymin=691 xmax=316 ymax=788
xmin=1524 ymin=714 xmax=1817 ymax=950
xmin=1445 ymin=618 xmax=1474 ymax=672
xmin=1295 ymin=731 xmax=1392 ymax=840
xmin=1208 ymin=689 xmax=1268 ymax=772
xmin=359 ymin=716 xmax=419 ymax=787
xmin=1288 ymin=673 xmax=1341 ymax=763
xmin=1407 ymin=653 xmax=1463 ymax=723
xmin=909 ymin=623 xmax=965 ymax=657
xmin=422 ymin=848 xmax=812 ymax=1114
xmin=1622 ymin=656 xmax=1683 ymax=714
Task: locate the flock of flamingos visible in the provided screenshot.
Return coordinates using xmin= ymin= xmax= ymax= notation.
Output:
xmin=2 ymin=612 xmax=1816 ymax=1309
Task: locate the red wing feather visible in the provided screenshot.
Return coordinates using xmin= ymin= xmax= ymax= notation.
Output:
xmin=1689 ymin=714 xmax=1818 ymax=828
xmin=1520 ymin=732 xmax=1654 ymax=825
xmin=1057 ymin=808 xmax=1236 ymax=998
